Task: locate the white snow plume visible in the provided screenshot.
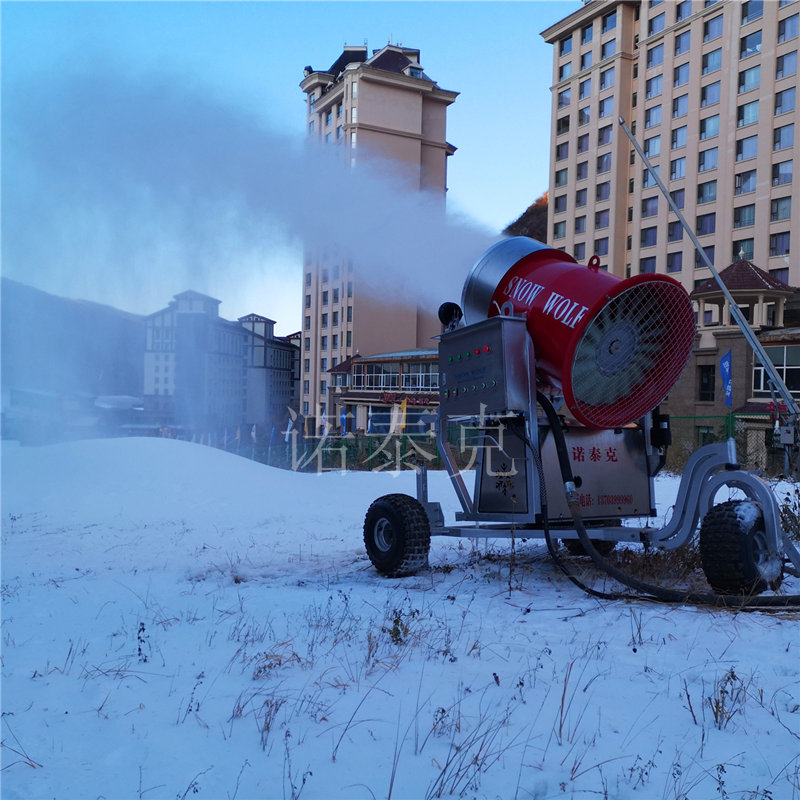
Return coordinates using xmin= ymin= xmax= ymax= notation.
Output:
xmin=3 ymin=64 xmax=497 ymax=319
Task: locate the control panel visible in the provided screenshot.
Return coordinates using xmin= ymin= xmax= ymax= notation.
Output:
xmin=438 ymin=315 xmax=535 ymax=416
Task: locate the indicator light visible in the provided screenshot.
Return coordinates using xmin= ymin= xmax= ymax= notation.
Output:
xmin=483 ymin=345 xmax=490 ymax=353
xmin=474 ymin=348 xmax=480 ymax=356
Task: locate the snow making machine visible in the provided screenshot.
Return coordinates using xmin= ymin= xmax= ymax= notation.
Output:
xmin=363 ymin=235 xmax=800 ymax=604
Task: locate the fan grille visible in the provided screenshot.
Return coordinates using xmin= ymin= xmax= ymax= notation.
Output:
xmin=569 ymin=281 xmax=695 ymax=428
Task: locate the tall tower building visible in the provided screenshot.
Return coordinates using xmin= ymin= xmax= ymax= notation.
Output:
xmin=299 ymin=44 xmax=458 ymax=434
xmin=542 ymin=0 xmax=800 ymax=452
xmin=542 ymin=0 xmax=799 ymax=290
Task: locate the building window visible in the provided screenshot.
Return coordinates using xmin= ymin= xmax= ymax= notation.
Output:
xmin=642 ymin=196 xmax=659 ymax=218
xmin=640 ymin=256 xmax=656 ymax=274
xmin=320 ymin=357 xmax=327 ymax=371
xmin=646 ymin=75 xmax=663 ymax=99
xmin=555 ymin=168 xmax=569 ymax=187
xmin=777 ymin=50 xmax=798 ymax=78
xmin=734 ymin=204 xmax=756 ymax=228
xmin=601 ymin=39 xmax=617 ymax=59
xmin=304 ymin=315 xmax=311 ymax=330
xmin=697 ymin=180 xmax=717 ymax=203
xmin=582 ymin=23 xmax=593 ymax=44
xmin=737 ymin=100 xmax=760 ymax=127
xmin=558 ymin=88 xmax=571 ymax=108
xmin=775 ymin=123 xmax=795 ymax=150
xmin=674 ymin=62 xmax=690 ymax=86
xmin=649 ymin=12 xmax=665 ymax=35
xmin=645 ymin=105 xmax=662 ymax=128
xmin=599 ymin=97 xmax=614 ymax=118
xmin=596 ymin=182 xmax=611 ymax=201
xmin=574 ymin=243 xmax=586 ymax=261
xmin=739 ymin=65 xmax=761 ymax=92
xmin=672 ymin=125 xmax=687 ymax=148
xmin=703 ymin=15 xmax=723 ymax=42
xmin=647 ymin=43 xmax=664 ymax=67
xmin=304 ymin=337 xmax=310 ymax=352
xmin=600 ymin=67 xmax=615 ymax=89
xmin=673 ymin=94 xmax=689 ymax=117
xmin=595 ymin=209 xmax=610 ymax=229
xmin=578 ymin=107 xmax=591 ymax=126
xmin=701 ymin=81 xmax=721 ymax=107
xmin=576 ymin=161 xmax=588 ymax=180
xmin=581 ymin=51 xmax=592 ymax=70
xmin=774 ymin=159 xmax=793 ymax=186
xmin=597 ymin=125 xmax=613 ymax=145
xmin=597 ymin=153 xmax=612 ymax=173
xmin=668 ymin=220 xmax=684 ymax=242
xmin=576 ymin=187 xmax=588 ymax=207
xmin=699 ymin=147 xmax=718 ymax=171
xmin=347 ymin=280 xmax=353 ymax=298
xmin=575 ymin=215 xmax=586 ymax=234
xmin=742 ymin=0 xmax=764 ymax=23
xmin=577 ymin=133 xmax=590 ymax=153
xmin=332 ymin=311 xmax=339 ymax=326
xmin=676 ymin=0 xmax=692 ymax=21
xmin=579 ymin=78 xmax=591 ymax=99
xmin=740 ymin=30 xmax=762 ymax=58
xmin=641 ymin=227 xmax=657 ymax=247
xmin=667 ymin=251 xmax=683 ymax=272
xmin=772 ymin=196 xmax=792 ymax=221
xmin=698 ymin=365 xmax=715 ymax=401
xmin=321 ymin=335 xmax=328 ymax=350
xmin=779 ymin=14 xmax=799 ymax=42
xmin=555 ymin=142 xmax=569 ymax=161
xmin=643 ymin=165 xmax=661 ymax=187
xmin=554 ymin=194 xmax=567 ymax=213
xmin=696 ymin=213 xmax=716 ymax=235
xmin=675 ymin=31 xmax=691 ymax=56
xmin=736 ymin=169 xmax=758 ymax=193
xmin=670 ymin=188 xmax=686 ymax=209
xmin=770 ymin=231 xmax=791 ymax=256
xmin=602 ymin=9 xmax=616 ymax=32
xmin=776 ymin=87 xmax=796 ymax=114
xmin=644 ymin=135 xmax=661 ymax=157
xmin=305 ymin=294 xmax=311 ymax=309
xmin=594 ymin=237 xmax=609 ymax=256
xmin=736 ymin=134 xmax=759 ymax=160
xmin=770 ymin=268 xmax=789 ymax=285
xmin=557 ymin=116 xmax=570 ymax=135
xmin=346 ymin=306 xmax=353 ymax=322
xmin=559 ymin=62 xmax=573 ymax=80
xmin=695 ymin=245 xmax=715 ymax=267
xmin=346 ymin=330 xmax=352 ymax=347
xmin=671 ymin=157 xmax=686 ymax=179
xmin=560 ymin=35 xmax=573 ymax=55
xmin=700 ymin=115 xmax=720 ymax=139
xmin=703 ymin=49 xmax=722 ymax=74
xmin=733 ymin=238 xmax=755 ymax=260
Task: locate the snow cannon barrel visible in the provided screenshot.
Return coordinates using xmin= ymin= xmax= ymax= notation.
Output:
xmin=461 ymin=237 xmax=696 ymax=429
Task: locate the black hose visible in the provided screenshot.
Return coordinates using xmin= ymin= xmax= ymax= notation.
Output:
xmin=534 ymin=391 xmax=800 ymax=611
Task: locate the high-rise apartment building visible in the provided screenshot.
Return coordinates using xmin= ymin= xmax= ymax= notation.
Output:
xmin=299 ymin=44 xmax=458 ymax=434
xmin=542 ymin=0 xmax=798 ymax=291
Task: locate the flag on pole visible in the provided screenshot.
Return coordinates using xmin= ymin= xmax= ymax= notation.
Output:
xmin=720 ymin=350 xmax=733 ymax=408
xmin=399 ymin=397 xmax=408 ymax=431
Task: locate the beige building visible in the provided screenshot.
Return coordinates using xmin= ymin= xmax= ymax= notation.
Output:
xmin=542 ymin=0 xmax=798 ymax=290
xmin=299 ymin=44 xmax=458 ymax=434
xmin=542 ymin=0 xmax=800 ymax=457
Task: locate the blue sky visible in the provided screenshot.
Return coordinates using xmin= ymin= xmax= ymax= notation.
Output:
xmin=2 ymin=1 xmax=579 ymax=326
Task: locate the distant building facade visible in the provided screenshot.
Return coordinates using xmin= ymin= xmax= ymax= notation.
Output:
xmin=239 ymin=314 xmax=300 ymax=436
xmin=541 ymin=0 xmax=800 ymax=289
xmin=299 ymin=43 xmax=458 ymax=434
xmin=329 ymin=348 xmax=439 ymax=435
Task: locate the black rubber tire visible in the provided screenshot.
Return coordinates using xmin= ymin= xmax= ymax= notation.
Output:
xmin=699 ymin=499 xmax=783 ymax=596
xmin=363 ymin=494 xmax=431 ymax=577
xmin=562 ymin=538 xmax=617 ymax=557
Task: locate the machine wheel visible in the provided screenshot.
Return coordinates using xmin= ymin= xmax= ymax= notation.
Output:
xmin=363 ymin=494 xmax=431 ymax=577
xmin=562 ymin=538 xmax=617 ymax=557
xmin=699 ymin=499 xmax=783 ymax=596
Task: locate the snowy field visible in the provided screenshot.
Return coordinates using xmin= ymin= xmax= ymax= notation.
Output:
xmin=2 ymin=437 xmax=800 ymax=800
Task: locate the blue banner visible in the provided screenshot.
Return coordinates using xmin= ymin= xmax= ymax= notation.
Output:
xmin=720 ymin=349 xmax=732 ymax=407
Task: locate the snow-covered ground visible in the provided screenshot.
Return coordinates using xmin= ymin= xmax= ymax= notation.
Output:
xmin=2 ymin=437 xmax=800 ymax=800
